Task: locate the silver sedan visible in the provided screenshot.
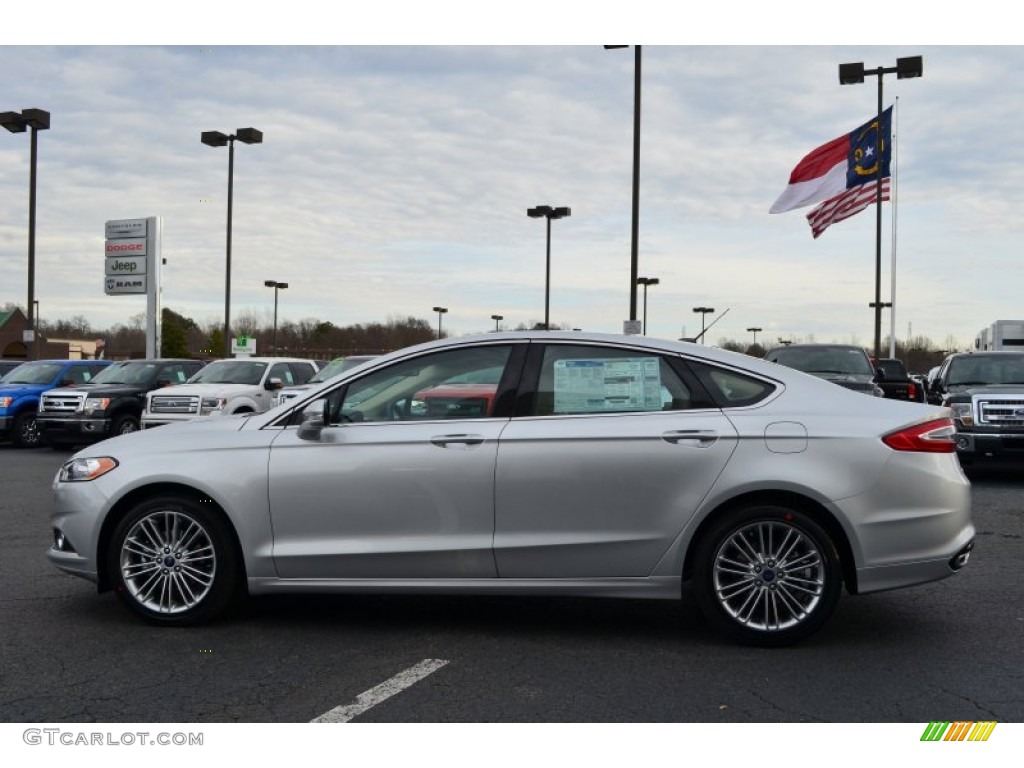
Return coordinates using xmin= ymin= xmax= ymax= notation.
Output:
xmin=49 ymin=332 xmax=974 ymax=646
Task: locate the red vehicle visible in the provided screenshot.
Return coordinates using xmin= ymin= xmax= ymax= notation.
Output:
xmin=411 ymin=383 xmax=497 ymax=419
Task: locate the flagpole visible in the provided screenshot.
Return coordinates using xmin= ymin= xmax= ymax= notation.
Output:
xmin=873 ymin=73 xmax=884 ymax=360
xmin=889 ymin=98 xmax=899 ymax=360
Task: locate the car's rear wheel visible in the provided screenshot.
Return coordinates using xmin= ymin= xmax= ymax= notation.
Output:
xmin=108 ymin=495 xmax=239 ymax=626
xmin=693 ymin=505 xmax=842 ymax=647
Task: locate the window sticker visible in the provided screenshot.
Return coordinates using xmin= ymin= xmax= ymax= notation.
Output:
xmin=553 ymin=357 xmax=663 ymax=413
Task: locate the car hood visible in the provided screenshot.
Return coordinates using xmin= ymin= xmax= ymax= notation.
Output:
xmin=76 ymin=409 xmax=257 ymax=457
xmin=151 ymin=383 xmax=261 ymax=398
xmin=278 ymin=384 xmax=314 ymax=395
xmin=46 ymin=383 xmax=146 ymax=396
xmin=0 ymin=382 xmax=53 ymax=395
xmin=947 ymin=383 xmax=1024 ymax=397
xmin=809 ymin=372 xmax=874 ymax=383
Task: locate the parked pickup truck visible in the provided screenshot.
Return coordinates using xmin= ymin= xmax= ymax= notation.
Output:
xmin=927 ymin=350 xmax=1024 ymax=466
xmin=37 ymin=358 xmax=206 ymax=448
xmin=142 ymin=356 xmax=319 ymax=428
xmin=871 ymin=357 xmax=923 ymax=402
xmin=0 ymin=359 xmax=112 ymax=448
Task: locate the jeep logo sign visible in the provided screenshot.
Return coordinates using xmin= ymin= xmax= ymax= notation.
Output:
xmin=105 ymin=238 xmax=147 ymax=255
xmin=105 ymin=255 xmax=146 ymax=276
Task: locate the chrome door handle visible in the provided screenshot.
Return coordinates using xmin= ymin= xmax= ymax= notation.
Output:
xmin=430 ymin=434 xmax=485 ymax=448
xmin=661 ymin=430 xmax=719 ymax=446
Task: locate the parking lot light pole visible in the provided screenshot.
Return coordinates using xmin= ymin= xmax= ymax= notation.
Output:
xmin=491 ymin=314 xmax=503 ymax=332
xmin=838 ymin=55 xmax=922 ymax=360
xmin=432 ymin=306 xmax=448 ymax=339
xmin=636 ymin=277 xmax=659 ymax=335
xmin=693 ymin=306 xmax=715 ymax=344
xmin=747 ymin=326 xmax=763 ymax=346
xmin=1 ymin=108 xmax=50 ymax=360
xmin=604 ymin=45 xmax=642 ymax=325
xmin=264 ymin=280 xmax=288 ymax=355
xmin=527 ymin=205 xmax=571 ymax=330
xmin=202 ymin=127 xmax=263 ymax=358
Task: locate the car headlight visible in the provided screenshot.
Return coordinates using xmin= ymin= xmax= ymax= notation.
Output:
xmin=200 ymin=397 xmax=226 ymax=414
xmin=84 ymin=397 xmax=111 ymax=415
xmin=949 ymin=402 xmax=974 ymax=427
xmin=0 ymin=396 xmax=12 ymax=408
xmin=59 ymin=457 xmax=119 ymax=482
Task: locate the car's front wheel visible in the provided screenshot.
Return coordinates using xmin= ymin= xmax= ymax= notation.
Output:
xmin=11 ymin=411 xmax=42 ymax=448
xmin=111 ymin=413 xmax=140 ymax=436
xmin=693 ymin=505 xmax=842 ymax=647
xmin=108 ymin=495 xmax=240 ymax=625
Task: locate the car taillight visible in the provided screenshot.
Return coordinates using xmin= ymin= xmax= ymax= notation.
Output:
xmin=908 ymin=381 xmax=917 ymax=400
xmin=882 ymin=417 xmax=956 ymax=453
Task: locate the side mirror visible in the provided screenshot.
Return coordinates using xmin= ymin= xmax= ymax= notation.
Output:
xmin=297 ymin=407 xmax=325 ymax=441
xmin=265 ymin=377 xmax=284 ymax=391
xmin=874 ymin=367 xmax=886 ymax=381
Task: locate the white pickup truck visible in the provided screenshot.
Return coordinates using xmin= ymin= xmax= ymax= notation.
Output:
xmin=141 ymin=357 xmax=320 ymax=429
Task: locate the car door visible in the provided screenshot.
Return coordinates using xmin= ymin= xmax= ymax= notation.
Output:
xmin=267 ymin=342 xmax=526 ymax=580
xmin=493 ymin=342 xmax=738 ymax=578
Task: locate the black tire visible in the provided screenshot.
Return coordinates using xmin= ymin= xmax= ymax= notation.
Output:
xmin=11 ymin=411 xmax=42 ymax=448
xmin=693 ymin=505 xmax=842 ymax=647
xmin=107 ymin=495 xmax=240 ymax=626
xmin=110 ymin=413 xmax=140 ymax=436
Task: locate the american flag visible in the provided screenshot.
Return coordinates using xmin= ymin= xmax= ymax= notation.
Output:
xmin=806 ymin=178 xmax=891 ymax=239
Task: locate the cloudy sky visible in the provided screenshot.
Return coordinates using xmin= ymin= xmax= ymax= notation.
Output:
xmin=1 ymin=9 xmax=1019 ymax=351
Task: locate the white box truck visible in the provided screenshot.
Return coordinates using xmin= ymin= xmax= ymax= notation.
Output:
xmin=975 ymin=320 xmax=1024 ymax=351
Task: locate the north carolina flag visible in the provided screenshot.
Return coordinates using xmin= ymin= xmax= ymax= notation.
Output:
xmin=770 ymin=107 xmax=893 ymax=220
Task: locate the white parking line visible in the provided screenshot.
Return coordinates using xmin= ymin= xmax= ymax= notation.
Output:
xmin=311 ymin=658 xmax=450 ymax=723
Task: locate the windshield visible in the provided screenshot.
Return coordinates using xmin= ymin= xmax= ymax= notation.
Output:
xmin=308 ymin=356 xmax=376 ymax=384
xmin=947 ymin=354 xmax=1024 ymax=386
xmin=187 ymin=360 xmax=268 ymax=385
xmin=3 ymin=361 xmax=63 ymax=385
xmin=767 ymin=347 xmax=873 ymax=376
xmin=90 ymin=362 xmax=160 ymax=386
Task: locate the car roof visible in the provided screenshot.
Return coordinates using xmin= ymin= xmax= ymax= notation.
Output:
xmin=766 ymin=343 xmax=866 ymax=352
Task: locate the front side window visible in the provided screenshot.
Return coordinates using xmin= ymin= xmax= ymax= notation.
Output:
xmin=268 ymin=363 xmax=295 ymax=386
xmin=531 ymin=345 xmax=696 ymax=416
xmin=326 ymin=345 xmax=513 ymax=425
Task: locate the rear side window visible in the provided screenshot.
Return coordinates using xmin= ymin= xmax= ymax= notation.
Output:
xmin=529 ymin=344 xmax=701 ymax=416
xmin=686 ymin=360 xmax=777 ymax=408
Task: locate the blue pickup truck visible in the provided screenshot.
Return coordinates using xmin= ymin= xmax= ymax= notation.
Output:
xmin=0 ymin=359 xmax=112 ymax=448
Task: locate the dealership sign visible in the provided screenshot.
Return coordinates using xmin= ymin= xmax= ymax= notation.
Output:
xmin=104 ymin=216 xmax=163 ymax=357
xmin=105 ymin=238 xmax=147 ymax=256
xmin=105 ymin=276 xmax=146 ymax=294
xmin=106 ymin=255 xmax=146 ymax=275
xmin=105 ymin=218 xmax=147 ymax=239
xmin=104 ymin=221 xmax=151 ymax=295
